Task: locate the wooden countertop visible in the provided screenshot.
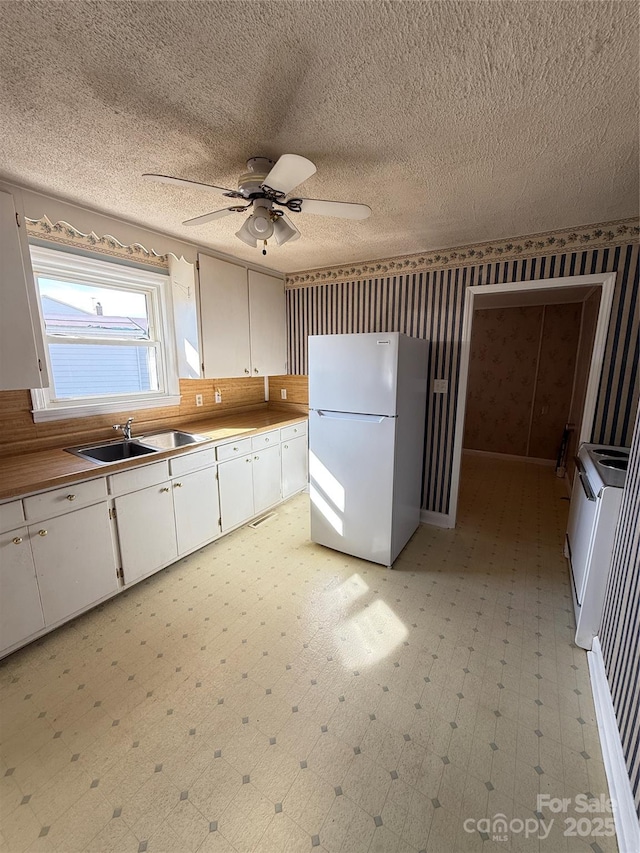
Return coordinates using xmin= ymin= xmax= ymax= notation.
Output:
xmin=0 ymin=409 xmax=308 ymax=502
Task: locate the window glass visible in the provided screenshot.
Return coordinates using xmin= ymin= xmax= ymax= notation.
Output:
xmin=28 ymin=245 xmax=179 ymax=419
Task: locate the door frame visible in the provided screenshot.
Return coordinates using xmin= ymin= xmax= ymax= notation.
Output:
xmin=448 ymin=271 xmax=617 ymax=528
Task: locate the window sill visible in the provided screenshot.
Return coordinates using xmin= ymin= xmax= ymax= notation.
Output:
xmin=30 ymin=394 xmax=182 ymax=423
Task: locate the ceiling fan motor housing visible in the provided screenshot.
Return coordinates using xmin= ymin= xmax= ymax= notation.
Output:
xmin=237 ymin=157 xmax=274 ymax=197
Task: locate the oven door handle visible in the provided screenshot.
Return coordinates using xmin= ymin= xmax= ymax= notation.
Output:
xmin=575 ymin=456 xmax=596 ymax=502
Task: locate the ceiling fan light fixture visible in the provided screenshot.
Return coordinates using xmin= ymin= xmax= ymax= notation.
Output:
xmin=273 ymin=214 xmax=299 ymax=246
xmin=235 ymin=218 xmax=258 ymax=247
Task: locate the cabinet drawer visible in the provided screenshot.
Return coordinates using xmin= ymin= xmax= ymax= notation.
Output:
xmin=216 ymin=438 xmax=252 ymax=461
xmin=0 ymin=499 xmax=25 ymax=534
xmin=280 ymin=421 xmax=307 ymax=442
xmin=108 ymin=461 xmax=170 ymax=496
xmin=24 ymin=478 xmax=107 ymax=522
xmin=251 ymin=430 xmax=279 ymax=451
xmin=170 ymin=447 xmax=217 ymax=477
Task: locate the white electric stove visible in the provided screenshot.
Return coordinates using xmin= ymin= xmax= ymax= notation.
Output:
xmin=565 ymin=442 xmax=630 ymax=649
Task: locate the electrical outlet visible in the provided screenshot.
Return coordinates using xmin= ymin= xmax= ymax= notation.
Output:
xmin=195 ymin=394 xmax=203 ymax=407
xmin=215 ymin=389 xmax=222 ymax=404
xmin=433 ymin=379 xmax=448 ymax=394
xmin=280 ymin=389 xmax=287 ymax=400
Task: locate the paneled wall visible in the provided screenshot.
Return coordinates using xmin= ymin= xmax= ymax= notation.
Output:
xmin=0 ymin=378 xmax=266 ymax=458
xmin=286 ymin=242 xmax=639 ymax=514
xmin=267 ymin=374 xmax=309 ymax=418
xmin=599 ymin=405 xmax=640 ymax=818
xmin=464 ymin=303 xmax=582 ymax=459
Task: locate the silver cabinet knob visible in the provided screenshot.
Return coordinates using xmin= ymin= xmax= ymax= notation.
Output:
xmin=38 ymin=529 xmax=48 ymax=537
xmin=293 ymin=429 xmax=298 ymax=433
xmin=244 ymin=368 xmax=250 ymax=374
xmin=245 ymin=457 xmax=251 ymax=463
xmin=265 ymin=438 xmax=270 ymax=443
xmin=174 ymin=482 xmax=183 ymax=488
xmin=66 ymin=494 xmax=76 ymax=501
xmin=254 ymin=368 xmax=259 ymax=374
xmin=233 ymin=446 xmax=238 ymax=451
xmin=284 ymin=444 xmax=288 ymax=449
xmin=12 ymin=537 xmax=23 ymax=545
xmin=160 ymin=487 xmax=170 ymax=493
xmin=254 ymin=456 xmax=259 ymax=461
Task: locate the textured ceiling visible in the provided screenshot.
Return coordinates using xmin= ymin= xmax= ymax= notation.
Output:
xmin=1 ymin=1 xmax=638 ymax=273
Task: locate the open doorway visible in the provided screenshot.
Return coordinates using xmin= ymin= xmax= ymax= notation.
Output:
xmin=448 ymin=272 xmax=616 ymax=527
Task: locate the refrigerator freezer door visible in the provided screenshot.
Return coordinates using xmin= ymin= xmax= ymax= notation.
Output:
xmin=309 ymin=409 xmax=396 ymax=566
xmin=308 ymin=333 xmax=399 ymax=416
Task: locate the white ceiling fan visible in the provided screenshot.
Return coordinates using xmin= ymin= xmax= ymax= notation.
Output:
xmin=143 ymin=154 xmax=371 ymax=254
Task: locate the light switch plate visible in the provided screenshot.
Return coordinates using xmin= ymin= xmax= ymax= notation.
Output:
xmin=433 ymin=379 xmax=448 ymax=394
xmin=280 ymin=389 xmax=287 ymax=400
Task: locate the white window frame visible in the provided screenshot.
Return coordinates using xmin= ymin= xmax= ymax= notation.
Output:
xmin=29 ymin=245 xmax=180 ymax=422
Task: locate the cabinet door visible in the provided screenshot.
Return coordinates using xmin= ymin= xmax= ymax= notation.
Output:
xmin=0 ymin=527 xmax=45 ymax=653
xmin=115 ymin=483 xmax=177 ymax=584
xmin=248 ymin=269 xmax=286 ymax=376
xmin=252 ymin=445 xmax=282 ymax=514
xmin=0 ymin=187 xmax=48 ymax=390
xmin=173 ymin=467 xmax=220 ymax=556
xmin=218 ymin=455 xmax=254 ymax=532
xmin=282 ymin=435 xmax=309 ymax=498
xmin=30 ymin=503 xmax=118 ymax=626
xmin=199 ymin=254 xmax=251 ymax=378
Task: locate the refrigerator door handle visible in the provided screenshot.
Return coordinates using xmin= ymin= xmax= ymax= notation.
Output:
xmin=315 ymin=410 xmax=395 ymax=423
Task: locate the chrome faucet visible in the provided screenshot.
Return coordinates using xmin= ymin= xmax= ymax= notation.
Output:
xmin=113 ymin=417 xmax=134 ymax=440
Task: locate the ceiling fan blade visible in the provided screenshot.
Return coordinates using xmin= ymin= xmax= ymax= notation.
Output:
xmin=182 ymin=208 xmax=236 ymax=226
xmin=262 ymin=154 xmax=316 ymax=195
xmin=298 ymin=198 xmax=371 ymax=220
xmin=143 ymin=173 xmax=237 ymax=194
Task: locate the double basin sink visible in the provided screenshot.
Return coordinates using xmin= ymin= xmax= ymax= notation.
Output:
xmin=66 ymin=430 xmax=209 ymax=464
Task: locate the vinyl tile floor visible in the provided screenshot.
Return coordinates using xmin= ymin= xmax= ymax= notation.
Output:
xmin=0 ymin=455 xmax=617 ymax=853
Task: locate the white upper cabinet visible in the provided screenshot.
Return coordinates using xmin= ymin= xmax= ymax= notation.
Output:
xmin=198 ymin=254 xmax=286 ymax=378
xmin=0 ymin=186 xmax=49 ymax=390
xmin=248 ymin=269 xmax=287 ymax=376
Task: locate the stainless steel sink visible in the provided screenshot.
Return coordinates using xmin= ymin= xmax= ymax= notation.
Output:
xmin=65 ymin=439 xmax=160 ymax=464
xmin=138 ymin=430 xmax=209 ymax=450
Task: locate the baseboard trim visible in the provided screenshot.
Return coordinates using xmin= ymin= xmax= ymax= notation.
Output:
xmin=588 ymin=637 xmax=640 ymax=853
xmin=420 ymin=510 xmax=455 ymax=529
xmin=463 ymin=448 xmax=556 ymax=466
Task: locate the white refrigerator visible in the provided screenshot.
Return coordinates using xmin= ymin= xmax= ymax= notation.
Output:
xmin=308 ymin=332 xmax=429 ymax=567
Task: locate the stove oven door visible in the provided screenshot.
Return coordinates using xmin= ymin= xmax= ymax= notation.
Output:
xmin=566 ymin=458 xmax=600 ymax=605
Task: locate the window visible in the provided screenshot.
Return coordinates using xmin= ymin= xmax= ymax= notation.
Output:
xmin=30 ymin=246 xmax=180 ymax=421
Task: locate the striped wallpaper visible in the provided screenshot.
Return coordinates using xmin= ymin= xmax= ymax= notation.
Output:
xmin=600 ymin=404 xmax=640 ymax=818
xmin=286 ymin=242 xmax=639 ymax=515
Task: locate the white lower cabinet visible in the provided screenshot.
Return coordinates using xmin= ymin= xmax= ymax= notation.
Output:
xmin=218 ymin=454 xmax=255 ymax=532
xmin=282 ymin=434 xmax=309 ymax=498
xmin=218 ymin=444 xmax=283 ymax=532
xmin=252 ymin=445 xmax=282 ymax=514
xmin=29 ymin=502 xmax=118 ymax=626
xmin=115 ymin=482 xmax=177 ymax=584
xmin=0 ymin=419 xmax=308 ymax=657
xmin=173 ymin=467 xmax=220 ymax=556
xmin=0 ymin=527 xmax=45 ymax=652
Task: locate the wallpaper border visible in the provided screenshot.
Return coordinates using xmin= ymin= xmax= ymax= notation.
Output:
xmin=25 ymin=215 xmax=169 ymax=269
xmin=286 ymin=218 xmax=639 ymax=287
